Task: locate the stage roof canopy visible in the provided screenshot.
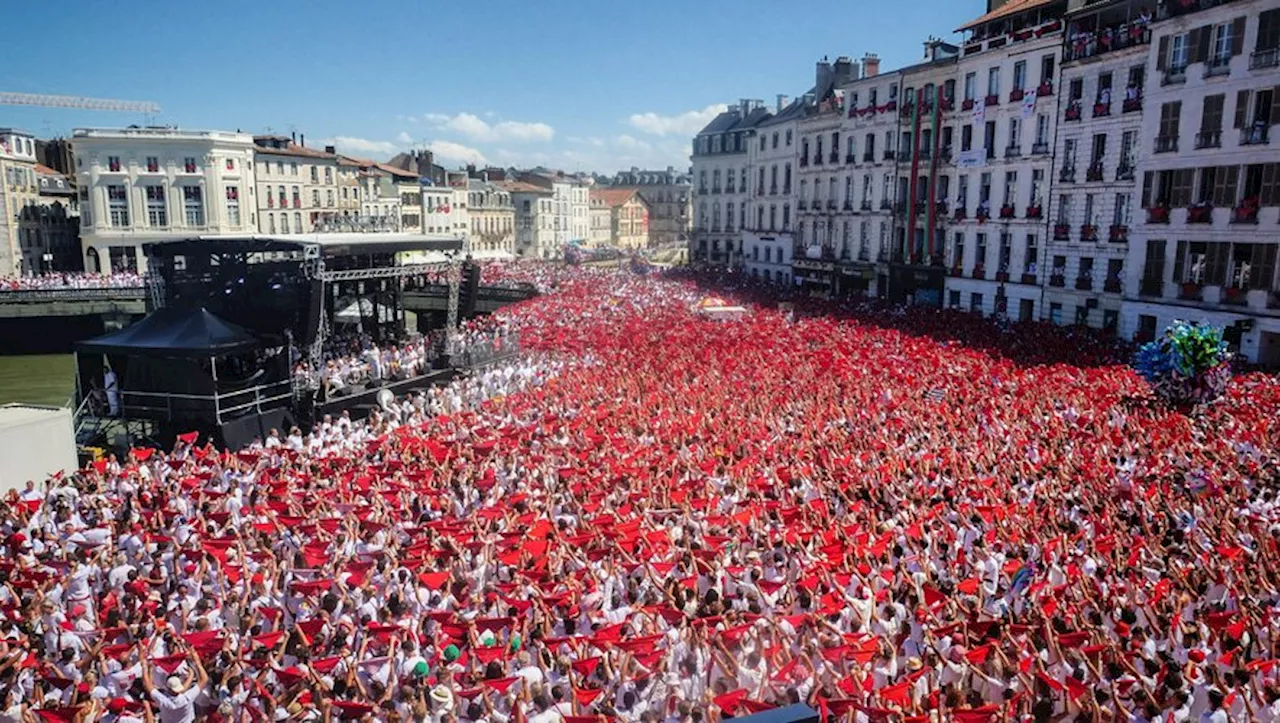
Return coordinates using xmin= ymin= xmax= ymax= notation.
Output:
xmin=77 ymin=307 xmax=259 ymax=357
xmin=143 ymin=233 xmax=466 ymax=258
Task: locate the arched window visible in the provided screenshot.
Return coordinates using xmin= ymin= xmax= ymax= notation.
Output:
xmin=86 ymin=247 xmax=100 ymax=273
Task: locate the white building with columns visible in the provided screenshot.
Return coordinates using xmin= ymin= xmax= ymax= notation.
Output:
xmin=1123 ymin=0 xmax=1280 ymax=366
xmin=72 ymin=127 xmax=258 ymax=274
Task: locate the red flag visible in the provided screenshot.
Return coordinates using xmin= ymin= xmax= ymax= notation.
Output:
xmin=33 ymin=709 xmax=81 ymax=723
xmin=880 ymin=681 xmax=912 ymax=707
xmin=571 ymin=657 xmax=602 ymax=677
xmin=714 ymin=689 xmax=749 ymax=714
xmin=573 ymin=687 xmax=604 ymax=707
xmin=964 ymin=644 xmax=991 ymax=665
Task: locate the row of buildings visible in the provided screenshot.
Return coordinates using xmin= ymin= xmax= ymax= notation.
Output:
xmin=689 ymin=0 xmax=1280 ymax=366
xmin=0 ymin=126 xmax=696 ymax=276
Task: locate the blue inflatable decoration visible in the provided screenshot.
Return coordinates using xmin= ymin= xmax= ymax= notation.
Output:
xmin=1133 ymin=321 xmax=1232 ymax=407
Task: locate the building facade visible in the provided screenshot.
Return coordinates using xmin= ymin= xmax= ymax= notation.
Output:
xmin=744 ymin=97 xmax=801 ymax=285
xmin=253 ymin=135 xmax=338 ymax=235
xmin=73 ymin=127 xmax=259 ymax=274
xmin=501 ymin=181 xmax=556 ymax=258
xmin=590 ymin=188 xmax=651 ymax=249
xmin=1043 ymin=0 xmax=1150 ymax=332
xmin=519 ymin=171 xmax=589 ymax=251
xmin=467 ymin=179 xmax=515 ymax=255
xmin=946 ymin=1 xmax=1065 ymax=320
xmin=609 ymin=167 xmax=692 ymax=247
xmin=0 ymin=129 xmax=40 ymax=275
xmin=1123 ymin=0 xmax=1280 ymax=365
xmin=422 ymin=183 xmax=456 ymax=237
xmin=588 ymin=193 xmax=612 ymax=247
xmin=24 ymin=165 xmax=80 ymax=273
xmin=691 ymin=100 xmax=769 ymax=265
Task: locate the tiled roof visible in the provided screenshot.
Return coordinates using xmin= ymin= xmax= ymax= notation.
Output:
xmin=372 ymin=162 xmax=419 ymax=180
xmin=34 ymin=164 xmax=60 ymax=176
xmin=497 ymin=180 xmax=552 ymax=194
xmin=590 ymin=188 xmax=642 ymax=208
xmin=252 ymin=139 xmax=335 ymax=160
xmin=958 ymin=0 xmax=1056 ymax=31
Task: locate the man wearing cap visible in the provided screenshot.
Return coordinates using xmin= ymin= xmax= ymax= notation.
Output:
xmin=141 ymin=641 xmax=207 ymax=723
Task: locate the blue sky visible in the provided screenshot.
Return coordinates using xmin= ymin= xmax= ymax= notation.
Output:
xmin=2 ymin=0 xmax=977 ymax=173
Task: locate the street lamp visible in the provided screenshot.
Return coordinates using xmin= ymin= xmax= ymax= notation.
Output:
xmin=42 ymin=252 xmax=53 ymax=274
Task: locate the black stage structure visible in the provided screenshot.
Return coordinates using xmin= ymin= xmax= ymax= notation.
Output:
xmin=75 ymin=233 xmax=475 ymax=450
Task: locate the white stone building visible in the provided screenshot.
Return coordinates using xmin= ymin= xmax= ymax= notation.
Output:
xmin=1045 ymin=0 xmax=1151 ymax=332
xmin=0 ymin=129 xmax=40 ymax=275
xmin=588 ymin=193 xmax=612 ymax=247
xmin=501 ymin=181 xmax=557 ymax=258
xmin=467 ymin=178 xmax=515 ymax=255
xmin=946 ymin=0 xmax=1064 ymax=320
xmin=1123 ymin=0 xmax=1280 ymax=366
xmin=72 ymin=127 xmax=258 ymax=274
xmin=422 ymin=182 xmax=456 ymax=237
xmin=838 ymin=56 xmax=906 ymax=298
xmin=253 ymin=135 xmax=341 ymax=235
xmin=690 ymin=100 xmax=768 ymax=266
xmin=743 ymin=97 xmax=801 ymax=285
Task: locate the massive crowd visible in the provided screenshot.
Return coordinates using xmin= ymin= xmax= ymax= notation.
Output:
xmin=0 ymin=273 xmax=144 ymax=292
xmin=2 ymin=267 xmax=1280 ymax=723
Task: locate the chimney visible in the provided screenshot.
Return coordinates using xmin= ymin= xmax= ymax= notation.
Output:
xmin=863 ymin=53 xmax=881 ymax=78
xmin=291 ymin=130 xmax=297 ymax=143
xmin=816 ymin=57 xmax=833 ymax=90
xmin=738 ymin=98 xmax=751 ymax=117
xmin=833 ymin=56 xmax=858 ymax=84
xmin=776 ymin=94 xmax=790 ymax=112
xmin=299 ymin=133 xmax=305 ymax=147
xmin=324 ymin=145 xmax=336 ymax=155
xmin=803 ymin=92 xmax=816 ymax=106
xmin=482 ymin=171 xmax=489 ymax=182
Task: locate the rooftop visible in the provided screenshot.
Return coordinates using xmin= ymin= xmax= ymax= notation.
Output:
xmin=72 ymin=127 xmax=254 ymax=144
xmin=589 ymin=188 xmax=644 ymax=208
xmin=252 ymin=136 xmax=336 ymax=160
xmin=959 ymin=0 xmax=1057 ymax=30
xmin=497 ymin=180 xmax=553 ymax=195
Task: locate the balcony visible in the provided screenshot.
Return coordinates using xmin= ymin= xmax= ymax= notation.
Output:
xmin=828 ymin=199 xmax=838 ymax=210
xmin=1086 ymin=163 xmax=1104 ymax=182
xmin=1059 ymin=167 xmax=1076 ymax=184
xmin=698 ymin=186 xmax=708 ymax=194
xmin=1231 ymin=203 xmax=1260 ymax=224
xmin=1053 ymin=223 xmax=1070 ymax=240
xmin=941 ymin=145 xmax=953 ymax=162
xmin=829 ymin=152 xmax=840 ymax=164
xmin=881 ymin=199 xmax=892 ymax=210
xmin=1025 ymin=205 xmax=1043 ymax=220
xmin=1116 ymin=164 xmax=1135 ymax=181
xmin=1146 ymin=206 xmax=1170 ymax=224
xmin=1242 ymin=126 xmax=1270 ymax=145
xmin=797 ymin=200 xmax=808 ymax=210
xmin=799 ymin=157 xmax=809 ymax=168
xmin=1205 ymin=55 xmax=1232 ymax=78
xmin=1162 ymin=65 xmax=1187 ymax=86
xmin=1140 ymin=278 xmax=1163 ymax=297
xmin=1154 ymin=136 xmax=1178 ymax=153
xmin=953 ymin=206 xmax=968 ymax=221
xmin=711 ymin=186 xmax=721 ymax=194
xmin=920 ymin=146 xmax=933 ymax=160
xmin=846 ymin=154 xmax=857 ymax=164
xmin=1049 ymin=272 xmax=1066 ymax=288
xmin=962 ymin=98 xmax=976 ymax=111
xmin=1081 ymin=224 xmax=1099 ymax=242
xmin=1005 ymin=145 xmax=1022 ymax=159
xmin=1093 ymin=101 xmax=1111 ymax=118
xmin=972 ymin=265 xmax=986 ymax=280
xmin=1104 ymin=278 xmax=1123 ymax=293
xmin=1187 ymin=204 xmax=1213 ymax=224
xmin=883 ymin=150 xmax=896 ymax=161
xmin=862 ymin=151 xmax=875 ymax=163
xmin=1195 ymin=130 xmax=1222 ymax=149
xmin=985 ymin=94 xmax=999 ymax=107
xmin=844 ymin=200 xmax=854 ymax=211
xmin=1123 ymin=96 xmax=1143 ymax=113
xmin=783 ymin=185 xmax=791 ymax=195
xmin=1179 ymin=282 xmax=1203 ymax=301
xmin=1109 ymin=224 xmax=1128 ymax=242
xmin=861 ymin=200 xmax=873 ymax=211
xmin=948 ymin=265 xmax=963 ymax=277
xmin=999 ymin=204 xmax=1016 ymax=220
xmin=1075 ymin=276 xmax=1093 ymax=291
xmin=1010 ymin=88 xmax=1026 ymax=103
xmin=814 ymin=154 xmax=824 ymax=166
xmin=975 ymin=208 xmax=990 ymax=223
xmin=1031 ymin=142 xmax=1050 ymax=156
xmin=1223 ymin=286 xmax=1249 ymax=306
xmin=1251 ymin=48 xmax=1280 ymax=70
xmin=1065 ymin=103 xmax=1082 ymax=121
xmin=1022 ymin=273 xmax=1038 ymax=285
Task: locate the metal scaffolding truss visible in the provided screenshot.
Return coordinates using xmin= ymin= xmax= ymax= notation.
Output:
xmin=315 ymin=262 xmax=451 ymax=283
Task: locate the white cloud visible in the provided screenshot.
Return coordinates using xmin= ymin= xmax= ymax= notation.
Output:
xmin=426 ymin=140 xmax=488 ymax=166
xmin=395 ymin=131 xmax=414 ymax=145
xmin=628 ymin=104 xmax=728 ymax=137
xmin=422 ymin=112 xmax=555 ymax=143
xmin=324 ymin=136 xmax=399 ymax=157
xmin=613 ymin=134 xmax=652 ymax=152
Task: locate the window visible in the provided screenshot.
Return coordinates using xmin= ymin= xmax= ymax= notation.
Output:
xmin=1013 ymin=61 xmax=1026 ymax=91
xmin=1031 ymin=169 xmax=1044 ymax=206
xmin=281 ymin=213 xmax=290 ymax=234
xmin=786 ymin=130 xmax=792 ymax=146
xmin=1035 ymin=114 xmax=1049 ymax=146
xmin=310 ymin=166 xmax=319 ymax=184
xmin=268 ymin=213 xmax=276 ymax=234
xmin=1114 ymin=193 xmax=1132 ymax=226
xmin=1210 ymin=21 xmax=1236 ymax=64
xmin=1003 ymin=171 xmax=1017 ymax=206
xmin=952 ymin=234 xmax=965 ymax=268
xmin=1169 ymin=33 xmax=1189 ymax=71
xmin=1040 ymin=54 xmax=1055 ymax=84
xmin=183 ymin=156 xmax=197 ymax=173
xmin=961 ymin=124 xmax=973 ymax=152
xmin=1025 ymin=235 xmax=1038 ymax=274
xmin=1057 ymin=194 xmax=1072 ymax=224
xmin=1069 ymin=78 xmax=1084 ymax=102
xmin=964 ymin=72 xmax=977 ymax=101
xmin=772 ymin=132 xmax=779 ymax=149
xmin=1097 ymin=72 xmax=1113 ymax=104
xmin=957 ymin=175 xmax=969 ymax=208
xmin=987 ymin=67 xmax=1000 ymax=97
xmin=292 ymin=186 xmax=300 ymax=207
xmin=1091 ymin=134 xmax=1107 ymax=164
xmin=1063 ymin=139 xmax=1078 ymax=170
xmin=971 ymin=293 xmax=984 ymax=313
xmin=1158 ymin=101 xmax=1182 ymax=143
xmin=183 ymin=186 xmax=204 ymax=226
xmin=1201 ymin=94 xmax=1225 ymax=133
xmin=984 ymin=121 xmax=996 ymax=159
xmin=107 ymin=185 xmax=129 ymax=227
xmin=1120 ymin=130 xmax=1137 ymax=171
xmin=291 ymin=162 xmax=298 ymax=176
xmin=144 ymin=186 xmax=167 ymax=227
xmin=107 ymin=156 xmax=121 ymax=173
xmin=1008 ymin=117 xmax=1021 ymax=152
xmin=226 ymin=159 xmax=235 ymax=171
xmin=226 ymin=186 xmax=241 ymax=226
xmin=277 ymin=185 xmax=287 ymax=206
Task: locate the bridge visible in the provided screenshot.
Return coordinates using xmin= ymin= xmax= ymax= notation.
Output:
xmin=404 ymin=283 xmax=538 ymax=315
xmin=0 ymin=287 xmax=147 ymax=319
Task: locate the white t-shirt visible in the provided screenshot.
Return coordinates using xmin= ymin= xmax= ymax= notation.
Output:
xmin=150 ymin=686 xmax=201 ymax=723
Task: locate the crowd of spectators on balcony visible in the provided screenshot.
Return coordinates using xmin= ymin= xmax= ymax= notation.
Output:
xmin=0 ymin=272 xmax=144 ymax=292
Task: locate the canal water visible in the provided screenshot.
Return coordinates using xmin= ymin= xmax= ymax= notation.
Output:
xmin=0 ymin=354 xmax=76 ymax=407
